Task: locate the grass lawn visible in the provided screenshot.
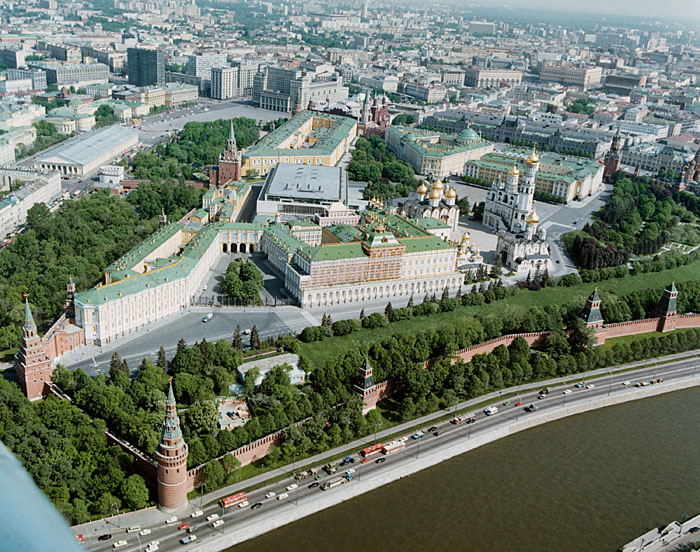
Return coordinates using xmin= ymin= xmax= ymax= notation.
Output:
xmin=300 ymin=258 xmax=700 ymax=367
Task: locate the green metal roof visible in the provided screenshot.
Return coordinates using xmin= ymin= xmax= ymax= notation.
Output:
xmin=387 ymin=125 xmax=491 ymax=158
xmin=244 ymin=110 xmax=356 ymax=158
xmin=324 ymin=224 xmax=362 ymax=243
xmin=265 ymin=223 xmax=303 ymax=253
xmin=305 ymin=243 xmax=366 ymax=261
xmin=414 ymin=217 xmax=450 ymax=230
xmin=106 ymin=222 xmax=184 ymax=276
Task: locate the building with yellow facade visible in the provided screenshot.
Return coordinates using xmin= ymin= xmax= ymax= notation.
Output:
xmin=241 ymin=110 xmax=357 ymax=177
xmin=464 ymin=147 xmax=604 ymax=202
xmin=385 ymin=126 xmax=493 ymax=180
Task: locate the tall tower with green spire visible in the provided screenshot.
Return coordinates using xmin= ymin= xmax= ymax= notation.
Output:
xmin=15 ymin=294 xmax=53 ymax=400
xmin=354 ymin=358 xmax=380 ymax=415
xmin=657 ymin=282 xmax=679 ymax=332
xmin=155 ymin=380 xmax=189 ymax=512
xmin=580 ymin=288 xmax=604 ymax=328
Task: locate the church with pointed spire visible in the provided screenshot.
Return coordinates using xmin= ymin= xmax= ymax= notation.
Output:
xmin=155 ymin=380 xmax=189 ymax=512
xmin=208 ymin=119 xmax=243 ymax=188
xmin=15 ymin=295 xmax=53 ymax=401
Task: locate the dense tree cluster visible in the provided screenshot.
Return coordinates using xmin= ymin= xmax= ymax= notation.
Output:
xmin=94 ymin=104 xmax=117 ymax=128
xmin=222 ymin=259 xmax=264 ymax=304
xmin=0 ymin=378 xmax=150 ymax=524
xmin=0 ymin=188 xmax=202 ymax=348
xmin=131 ymin=118 xmax=259 ymax=182
xmin=566 ymin=175 xmax=694 ymax=269
xmin=347 ymin=135 xmax=420 ymax=199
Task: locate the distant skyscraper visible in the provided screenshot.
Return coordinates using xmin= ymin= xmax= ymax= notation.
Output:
xmin=127 ymin=47 xmax=165 ymax=87
xmin=362 ymin=0 xmax=368 ymax=19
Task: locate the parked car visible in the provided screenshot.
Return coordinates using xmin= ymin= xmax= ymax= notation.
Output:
xmin=251 ymin=503 xmax=263 ymax=510
xmin=165 ymin=517 xmax=177 ymax=524
xmin=190 ymin=510 xmax=203 ymax=518
xmin=140 ymin=529 xmax=152 ymax=536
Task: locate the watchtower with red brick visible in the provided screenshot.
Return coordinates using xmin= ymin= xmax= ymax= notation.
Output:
xmin=15 ymin=295 xmax=53 ymax=401
xmin=657 ymin=282 xmax=679 ymax=333
xmin=208 ymin=119 xmax=242 ymax=187
xmin=603 ymin=130 xmax=621 ymax=182
xmin=354 ymin=358 xmax=379 ymax=415
xmin=156 ymin=381 xmax=189 ymax=512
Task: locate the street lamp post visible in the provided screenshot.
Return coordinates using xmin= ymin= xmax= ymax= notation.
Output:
xmin=110 ymin=503 xmax=120 ymax=528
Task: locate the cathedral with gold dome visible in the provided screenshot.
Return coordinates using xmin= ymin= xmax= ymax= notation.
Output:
xmin=399 ymin=178 xmax=460 ymax=234
xmin=483 ymin=148 xmax=553 ymax=275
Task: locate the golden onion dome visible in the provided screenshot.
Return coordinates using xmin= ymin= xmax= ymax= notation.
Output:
xmin=375 ymin=223 xmax=386 ymax=233
xmin=508 ymin=163 xmax=520 ymax=176
xmin=428 ymin=189 xmax=441 ymax=200
xmin=445 ymin=187 xmax=457 ymax=198
xmin=526 ymin=209 xmax=540 ymax=225
xmin=526 ymin=147 xmax=539 ymax=165
xmin=417 ymin=182 xmax=428 ymax=194
xmin=432 ymin=179 xmax=444 ymax=191
xmin=461 ymin=232 xmax=469 ymax=242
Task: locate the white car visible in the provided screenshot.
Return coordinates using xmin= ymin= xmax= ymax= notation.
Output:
xmin=277 ymin=493 xmax=289 ymax=500
xmin=146 ymin=545 xmax=159 ymax=552
xmin=622 ymin=381 xmax=631 ymax=386
xmin=113 ymin=541 xmax=127 ymax=549
xmin=206 ymin=513 xmax=219 ymax=522
xmin=165 ymin=516 xmax=177 ymax=524
xmin=139 ymin=528 xmax=152 ymax=536
xmin=586 ymin=384 xmax=595 ymax=389
xmin=212 ymin=519 xmax=224 ymax=528
xmin=265 ymin=491 xmax=276 ymax=499
xmin=242 ymin=328 xmax=252 ymax=335
xmin=563 ymin=389 xmax=572 ymax=395
xmin=238 ymin=500 xmax=249 ymax=508
xmin=190 ymin=510 xmax=203 ymax=518
xmin=286 ymin=484 xmax=298 ymax=491
xmin=345 ymin=468 xmax=355 ymax=474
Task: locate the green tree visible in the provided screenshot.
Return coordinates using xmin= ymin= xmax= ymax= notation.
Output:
xmin=157 ymin=346 xmax=168 ymax=374
xmin=232 ymin=324 xmax=243 ymax=351
xmin=119 ymin=475 xmax=149 ymax=510
xmin=183 ymin=399 xmax=218 ymax=435
xmin=384 ymin=301 xmax=394 ymax=322
xmin=250 ymin=324 xmax=260 ymax=349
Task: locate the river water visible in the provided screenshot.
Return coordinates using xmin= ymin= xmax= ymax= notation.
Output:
xmin=231 ymin=388 xmax=700 ymax=552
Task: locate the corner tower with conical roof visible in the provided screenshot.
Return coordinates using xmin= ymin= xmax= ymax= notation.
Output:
xmin=15 ymin=295 xmax=53 ymax=401
xmin=156 ymin=381 xmax=189 ymax=512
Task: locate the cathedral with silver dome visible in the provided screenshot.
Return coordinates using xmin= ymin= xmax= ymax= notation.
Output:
xmin=399 ymin=178 xmax=461 ymax=234
xmin=483 ymin=148 xmax=553 ymax=276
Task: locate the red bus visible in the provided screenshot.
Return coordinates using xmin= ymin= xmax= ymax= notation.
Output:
xmin=219 ymin=492 xmax=247 ymax=508
xmin=360 ymin=443 xmax=384 ymax=458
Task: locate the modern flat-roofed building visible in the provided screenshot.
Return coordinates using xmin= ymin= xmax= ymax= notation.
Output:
xmin=7 ymin=68 xmax=47 ymax=90
xmin=187 ymin=53 xmax=228 ymax=81
xmin=257 ymin=163 xmax=349 ymax=219
xmin=29 ymin=62 xmax=109 ymax=87
xmin=242 ymin=111 xmax=357 ymax=177
xmin=35 ymin=125 xmax=138 ymax=177
xmin=386 ymin=126 xmax=494 ymax=179
xmin=0 ymin=47 xmax=26 ymax=69
xmin=127 ymin=47 xmax=164 ymax=87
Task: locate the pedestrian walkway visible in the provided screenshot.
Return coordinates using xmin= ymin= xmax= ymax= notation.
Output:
xmin=72 ymin=348 xmax=700 ymax=533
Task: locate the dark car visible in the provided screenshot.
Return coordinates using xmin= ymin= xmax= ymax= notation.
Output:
xmin=465 ymin=417 xmax=475 ymax=424
xmin=98 ymin=534 xmax=112 ymax=541
xmin=251 ymin=502 xmax=263 ymax=510
xmin=432 ymin=431 xmax=440 ymax=437
xmin=375 ymin=457 xmax=386 ymax=464
xmin=427 ymin=426 xmax=437 ymax=432
xmin=308 ymin=482 xmax=320 ymax=489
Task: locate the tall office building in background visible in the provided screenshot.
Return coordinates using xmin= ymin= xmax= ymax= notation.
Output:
xmin=127 ymin=47 xmax=165 ymax=87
